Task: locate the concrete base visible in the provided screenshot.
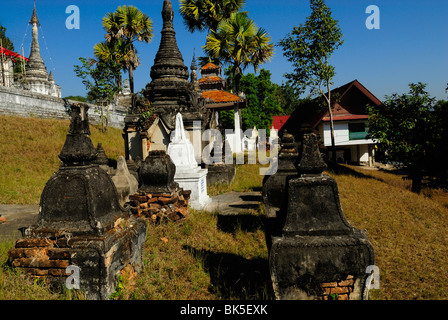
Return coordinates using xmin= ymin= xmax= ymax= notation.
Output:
xmin=174 ymin=167 xmax=212 ymax=211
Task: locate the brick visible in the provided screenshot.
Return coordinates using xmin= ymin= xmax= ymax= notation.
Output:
xmin=321 ymin=282 xmax=337 ymax=288
xmin=337 ymin=293 xmax=349 ymax=300
xmin=158 ymin=197 xmax=173 ymax=205
xmin=331 ymin=286 xmax=350 ymax=295
xmin=338 ymin=279 xmax=354 ymax=287
xmin=49 ymin=268 xmax=68 ymax=276
xmin=15 ymin=238 xmax=53 ymax=248
xmin=19 ymin=267 xmax=49 ymax=276
xmin=140 ymin=202 xmax=149 ymax=209
xmin=129 ymin=195 xmax=147 ymax=202
xmin=8 ymin=248 xmax=41 ymax=259
xmin=12 ymin=257 xmax=69 ymax=269
xmin=47 ymin=248 xmax=71 ymax=260
xmin=149 ymin=203 xmax=162 ymax=210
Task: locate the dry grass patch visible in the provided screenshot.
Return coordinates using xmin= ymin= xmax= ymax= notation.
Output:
xmin=0 ymin=115 xmax=125 ymax=204
xmin=328 ymin=165 xmax=448 ymax=300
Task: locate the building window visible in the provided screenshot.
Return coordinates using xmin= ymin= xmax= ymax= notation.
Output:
xmin=348 ymin=122 xmax=368 ymax=140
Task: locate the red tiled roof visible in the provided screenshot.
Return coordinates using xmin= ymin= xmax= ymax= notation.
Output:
xmin=199 ymin=76 xmax=222 ymax=83
xmin=202 ymin=90 xmax=243 ymax=103
xmin=271 ymin=115 xmax=291 ymax=130
xmin=0 ymin=46 xmax=29 ymax=62
xmin=201 ymin=62 xmax=219 ymax=70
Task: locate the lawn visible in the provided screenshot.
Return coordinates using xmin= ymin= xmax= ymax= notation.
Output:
xmin=0 ymin=115 xmax=447 ymax=300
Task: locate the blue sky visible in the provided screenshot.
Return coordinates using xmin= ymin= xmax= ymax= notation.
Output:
xmin=1 ymin=0 xmax=447 ymax=101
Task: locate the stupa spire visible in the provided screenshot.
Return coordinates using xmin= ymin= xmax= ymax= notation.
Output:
xmin=26 ymin=0 xmax=48 ymax=81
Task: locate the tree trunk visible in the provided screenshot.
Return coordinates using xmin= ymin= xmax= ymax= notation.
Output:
xmin=411 ymin=170 xmax=423 ymax=194
xmin=129 ymin=66 xmax=134 ymax=93
xmin=233 ymin=63 xmax=241 ymax=95
xmin=327 ymin=82 xmax=336 ymax=162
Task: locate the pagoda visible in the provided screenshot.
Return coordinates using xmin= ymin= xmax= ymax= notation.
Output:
xmin=24 ymin=2 xmax=61 ymax=97
xmin=143 ymin=0 xmax=210 ymax=133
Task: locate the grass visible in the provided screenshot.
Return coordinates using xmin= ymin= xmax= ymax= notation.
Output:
xmin=327 ymin=164 xmax=448 ymax=300
xmin=0 ymin=115 xmax=447 ymax=300
xmin=0 ymin=115 xmax=125 ymax=204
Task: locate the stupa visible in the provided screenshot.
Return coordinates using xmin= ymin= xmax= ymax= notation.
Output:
xmin=25 ymin=2 xmax=61 ymax=97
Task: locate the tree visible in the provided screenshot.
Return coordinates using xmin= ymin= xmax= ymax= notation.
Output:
xmin=64 ymin=95 xmax=87 ymax=102
xmin=278 ymin=0 xmax=343 ymax=161
xmin=220 ymin=69 xmax=282 ymax=134
xmin=204 ymin=12 xmax=274 ymax=95
xmin=179 ymin=0 xmax=245 ymax=33
xmin=93 ymin=40 xmax=126 ymax=90
xmin=74 ymin=57 xmax=120 ymax=132
xmin=101 ymin=5 xmax=153 ymax=93
xmin=0 ymin=25 xmax=14 ymax=51
xmin=366 ymin=83 xmax=442 ymax=193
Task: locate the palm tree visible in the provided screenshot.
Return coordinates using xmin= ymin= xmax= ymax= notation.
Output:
xmin=102 ymin=5 xmax=153 ymax=93
xmin=179 ymin=0 xmax=245 ymax=33
xmin=93 ymin=40 xmax=126 ymax=90
xmin=203 ymin=12 xmax=274 ymax=94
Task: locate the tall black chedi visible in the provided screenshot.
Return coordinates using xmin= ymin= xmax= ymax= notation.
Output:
xmin=143 ymin=0 xmax=210 ymax=131
xmin=268 ymin=124 xmax=375 ymax=300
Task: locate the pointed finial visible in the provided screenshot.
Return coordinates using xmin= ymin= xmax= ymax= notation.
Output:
xmin=191 ymin=49 xmax=197 ymax=71
xmin=29 ymin=0 xmax=40 ymax=26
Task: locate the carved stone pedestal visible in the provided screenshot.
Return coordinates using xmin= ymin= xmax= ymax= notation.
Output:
xmin=268 ymin=127 xmax=375 ymax=300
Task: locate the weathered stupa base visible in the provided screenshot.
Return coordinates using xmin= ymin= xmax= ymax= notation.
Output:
xmin=8 ymin=215 xmax=147 ymax=300
xmin=270 ymin=230 xmax=373 ymax=300
xmin=267 ymin=126 xmax=375 ymax=300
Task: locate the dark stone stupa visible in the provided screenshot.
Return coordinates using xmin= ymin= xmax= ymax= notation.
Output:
xmin=268 ymin=125 xmax=375 ymax=300
xmin=143 ymin=0 xmax=210 ymax=131
xmin=8 ymin=103 xmax=147 ymax=300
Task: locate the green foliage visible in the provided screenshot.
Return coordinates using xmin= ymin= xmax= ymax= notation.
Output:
xmin=101 ymin=5 xmax=153 ymax=93
xmin=367 ymin=83 xmax=445 ymax=193
xmin=179 ymin=0 xmax=245 ymax=33
xmin=220 ymin=69 xmax=306 ymax=132
xmin=279 ymin=0 xmax=343 ymax=158
xmin=63 ymin=95 xmax=87 ymax=102
xmin=204 ymin=12 xmax=274 ymax=94
xmin=137 ymin=102 xmax=156 ymax=131
xmin=0 ymin=25 xmax=14 ymax=51
xmin=74 ymin=57 xmax=120 ymax=106
xmin=278 ymin=0 xmax=343 ymax=97
xmin=239 ymin=69 xmax=282 ymax=133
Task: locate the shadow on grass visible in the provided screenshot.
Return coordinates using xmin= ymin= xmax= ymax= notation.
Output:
xmin=327 ymin=163 xmax=384 ymax=182
xmin=183 ymin=245 xmax=274 ymax=300
xmin=217 ymin=213 xmax=266 ymax=233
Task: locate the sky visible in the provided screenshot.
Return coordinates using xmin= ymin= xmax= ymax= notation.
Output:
xmin=1 ymin=0 xmax=447 ymax=102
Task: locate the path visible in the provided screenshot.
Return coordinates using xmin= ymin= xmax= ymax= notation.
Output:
xmin=0 ymin=191 xmax=262 ymax=241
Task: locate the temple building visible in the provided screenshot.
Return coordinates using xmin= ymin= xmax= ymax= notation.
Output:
xmin=0 ymin=47 xmax=28 ymax=87
xmin=24 ymin=2 xmax=61 ymax=97
xmin=198 ymin=62 xmax=246 ymax=153
xmin=277 ymin=79 xmax=382 ymax=166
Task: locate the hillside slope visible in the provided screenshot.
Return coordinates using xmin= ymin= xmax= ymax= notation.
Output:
xmin=0 ymin=115 xmax=125 ymax=204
